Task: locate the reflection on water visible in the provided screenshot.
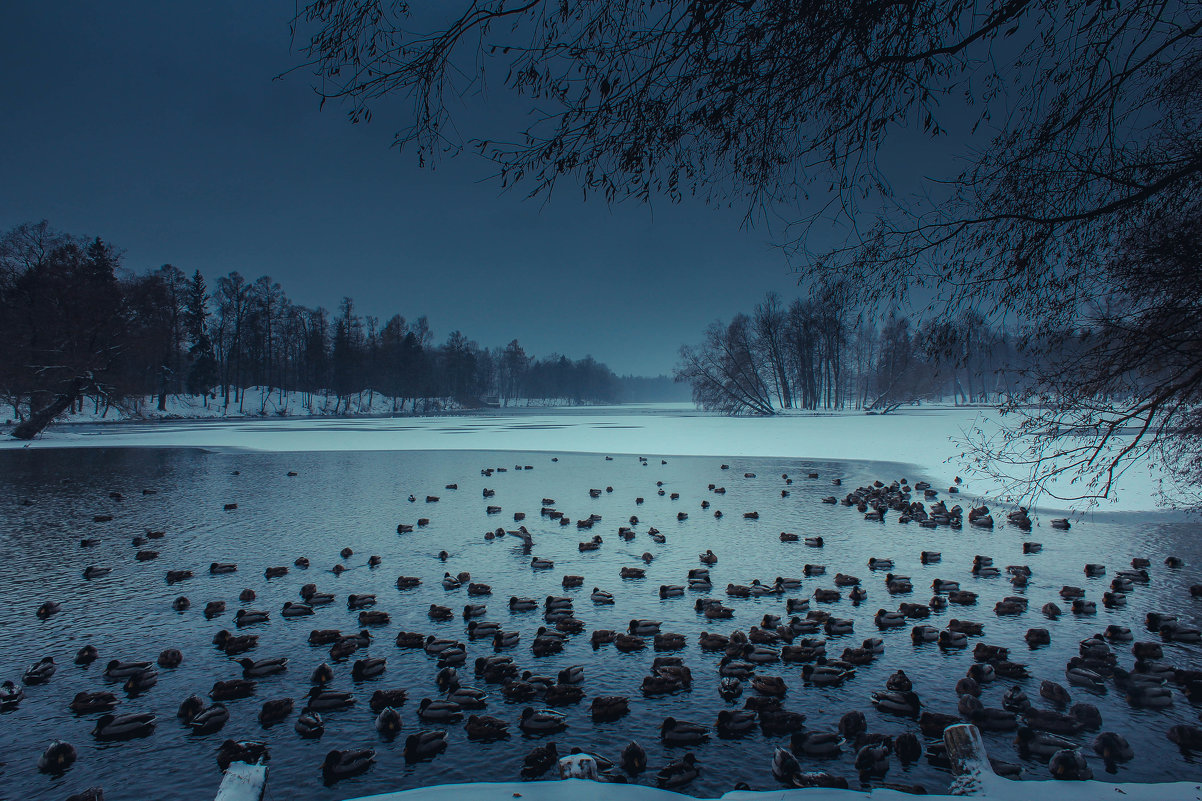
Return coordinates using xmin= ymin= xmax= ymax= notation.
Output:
xmin=0 ymin=448 xmax=1200 ymax=800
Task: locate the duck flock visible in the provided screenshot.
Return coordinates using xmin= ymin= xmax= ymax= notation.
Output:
xmin=3 ymin=449 xmax=1202 ymax=800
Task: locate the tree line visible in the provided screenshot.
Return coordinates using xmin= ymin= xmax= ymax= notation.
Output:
xmin=1 ymin=221 xmax=622 ymax=436
xmin=675 ymin=290 xmax=1019 ymax=416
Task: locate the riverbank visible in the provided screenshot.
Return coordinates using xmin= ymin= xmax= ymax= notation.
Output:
xmin=0 ymin=405 xmax=1165 ymax=514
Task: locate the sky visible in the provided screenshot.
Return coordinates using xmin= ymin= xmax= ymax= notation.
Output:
xmin=0 ymin=1 xmax=821 ymax=377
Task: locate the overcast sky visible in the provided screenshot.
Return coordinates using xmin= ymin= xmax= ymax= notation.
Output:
xmin=0 ymin=1 xmax=831 ymax=376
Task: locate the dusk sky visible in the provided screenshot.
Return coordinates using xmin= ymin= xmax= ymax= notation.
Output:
xmin=0 ymin=1 xmax=817 ymax=377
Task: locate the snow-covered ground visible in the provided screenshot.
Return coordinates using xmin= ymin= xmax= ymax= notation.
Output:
xmin=1 ymin=404 xmax=1166 ymax=514
xmin=342 ymin=777 xmax=1202 ymax=801
xmin=2 ymin=387 xmax=591 ymax=425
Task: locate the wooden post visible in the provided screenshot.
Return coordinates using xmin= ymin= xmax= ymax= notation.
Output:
xmin=214 ymin=762 xmax=267 ymax=801
xmin=944 ymin=723 xmax=998 ymax=796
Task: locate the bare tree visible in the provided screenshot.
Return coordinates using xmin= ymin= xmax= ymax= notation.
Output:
xmin=295 ymin=0 xmax=1202 ymax=507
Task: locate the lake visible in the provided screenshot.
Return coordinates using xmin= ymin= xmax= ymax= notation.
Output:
xmin=1 ymin=443 xmax=1200 ymax=800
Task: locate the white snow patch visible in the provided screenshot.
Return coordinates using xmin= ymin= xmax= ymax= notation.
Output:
xmin=340 ymin=776 xmax=1202 ymax=801
xmin=2 ymin=404 xmax=1167 ymax=513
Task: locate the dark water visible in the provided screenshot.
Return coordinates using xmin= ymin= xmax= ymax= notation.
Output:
xmin=1 ymin=447 xmax=1200 ymax=801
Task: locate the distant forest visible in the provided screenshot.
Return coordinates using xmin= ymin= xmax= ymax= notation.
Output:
xmin=675 ymin=290 xmax=1024 ymax=415
xmin=0 ymin=221 xmax=646 ymax=427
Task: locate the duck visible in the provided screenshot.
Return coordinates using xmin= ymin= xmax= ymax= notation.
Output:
xmin=1025 ymin=628 xmax=1051 ymax=646
xmin=716 ymin=709 xmax=758 ymax=737
xmin=239 ymin=657 xmax=287 ymax=678
xmin=801 ymin=664 xmax=849 ymax=686
xmin=656 ymin=752 xmax=700 ymax=788
xmin=939 ymin=630 xmax=968 ymax=649
xmin=38 ymin=740 xmax=77 ymax=775
xmin=74 ymin=645 xmax=99 ymax=666
xmin=1003 ymin=686 xmax=1032 ymax=712
xmin=464 ymin=713 xmax=509 ymax=740
xmin=520 ymin=707 xmax=568 ymax=735
xmin=93 ymin=712 xmax=156 ymax=740
xmin=872 ymin=690 xmax=921 ymax=716
xmin=210 ymin=679 xmax=255 ymax=701
xmin=104 ymin=659 xmax=150 ymax=680
xmin=0 ymin=680 xmax=24 ymax=710
xmin=590 ymin=695 xmax=630 ymax=722
xmin=372 ymin=706 xmax=403 ymax=739
xmin=886 ymin=670 xmax=912 ymax=692
xmin=323 ymin=748 xmax=376 ymax=782
xmin=1048 ymin=748 xmax=1092 ymax=780
xmin=311 ymin=663 xmax=335 ymax=685
xmin=156 ymin=648 xmax=183 ymax=669
xmin=417 ymin=697 xmax=463 ymax=723
xmin=1126 ymin=684 xmax=1173 ymax=708
xmin=281 ymin=602 xmax=314 ymax=617
xmin=660 ymin=716 xmax=709 ymax=745
xmin=123 ymin=668 xmax=158 ymax=695
xmin=20 ymin=657 xmax=55 ymax=685
xmin=751 ymin=675 xmax=787 ymax=696
xmin=790 ymin=730 xmax=842 ymax=759
xmin=69 ymin=691 xmax=117 ymax=714
xmin=295 ymin=710 xmax=324 ymax=738
xmin=1024 ymin=708 xmax=1082 ymax=735
xmin=305 ymin=687 xmax=354 ymax=711
xmin=912 ymin=625 xmax=939 ymax=643
xmin=352 ymin=657 xmax=386 ymax=681
xmin=874 ymin=609 xmax=905 ymax=628
xmin=367 ymin=688 xmax=408 ymax=713
xmin=216 ymin=739 xmax=269 ymax=770
xmin=628 ymin=619 xmax=661 ymax=635
xmin=855 ymin=743 xmax=890 ymax=781
xmin=1066 ymin=666 xmax=1105 ymax=691
xmin=1016 ymin=727 xmax=1077 ymax=761
xmin=1040 ymin=680 xmax=1072 ymax=706
xmin=234 ymin=609 xmax=269 ymax=627
xmin=258 ymin=698 xmax=294 ymax=727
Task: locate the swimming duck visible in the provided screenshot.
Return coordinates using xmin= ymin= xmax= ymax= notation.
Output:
xmin=123 ymin=668 xmax=158 ymax=695
xmin=716 ymin=709 xmax=757 ymax=737
xmin=855 ymin=743 xmax=891 ymax=781
xmin=886 ymin=670 xmax=912 ymax=692
xmin=874 ymin=609 xmax=905 ymax=628
xmin=304 ymin=687 xmax=354 ymax=711
xmin=872 ymin=690 xmax=921 ymax=716
xmin=792 ymin=730 xmax=843 ymax=757
xmin=189 ymin=704 xmax=230 ymax=735
xmin=281 ymin=602 xmax=314 ymax=617
xmin=1048 ymin=748 xmax=1092 ymax=780
xmin=157 ymin=648 xmax=183 ymax=669
xmin=1015 ymin=727 xmax=1076 ymax=761
xmin=0 ymin=680 xmax=24 ymax=709
xmin=104 ymin=660 xmax=150 ymax=680
xmin=1040 ymin=680 xmax=1071 ymax=706
xmin=257 ymin=697 xmax=292 ymax=726
xmin=655 ymin=753 xmax=700 ymax=788
xmin=239 ymin=657 xmax=287 ymax=679
xmin=417 ymin=697 xmax=462 ymax=723
xmin=295 ymin=710 xmax=324 ymax=738
xmin=234 ymin=609 xmax=269 ymax=627
xmin=216 ymin=739 xmax=269 ymax=770
xmin=352 ymin=657 xmax=386 ymax=681
xmin=38 ymin=740 xmax=77 ymax=774
xmin=660 ymin=716 xmax=709 ymax=745
xmin=520 ymin=707 xmax=567 ymax=735
xmin=323 ymin=748 xmax=376 ymax=782
xmin=801 ymin=664 xmax=849 ymax=686
xmin=1003 ymin=686 xmax=1032 ymax=712
xmin=912 ymin=625 xmax=939 ymax=643
xmin=589 ymin=695 xmax=629 ymax=722
xmin=463 ymin=713 xmax=508 ymax=740
xmin=1025 ymin=628 xmax=1051 ymax=646
xmin=204 ymin=601 xmax=227 ymax=619
xmin=93 ymin=712 xmax=156 ymax=740
xmin=23 ymin=656 xmax=56 ymax=685
xmin=69 ymin=691 xmax=116 ymax=714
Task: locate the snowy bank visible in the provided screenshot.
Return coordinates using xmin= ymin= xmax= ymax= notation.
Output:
xmin=1 ymin=404 xmax=1166 ymax=513
xmin=340 ymin=777 xmax=1201 ymax=801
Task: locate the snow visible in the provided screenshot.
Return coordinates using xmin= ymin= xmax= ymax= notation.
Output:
xmin=339 ymin=776 xmax=1202 ymax=801
xmin=1 ymin=403 xmax=1168 ymax=514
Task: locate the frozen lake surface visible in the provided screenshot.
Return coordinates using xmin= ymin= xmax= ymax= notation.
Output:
xmin=0 ymin=404 xmax=1167 ymax=513
xmin=1 ymin=442 xmax=1200 ymax=801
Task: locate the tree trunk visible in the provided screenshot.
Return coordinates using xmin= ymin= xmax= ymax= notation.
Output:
xmin=10 ymin=379 xmax=86 ymax=440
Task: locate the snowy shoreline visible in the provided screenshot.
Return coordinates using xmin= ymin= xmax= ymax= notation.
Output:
xmin=335 ymin=776 xmax=1202 ymax=801
xmin=0 ymin=404 xmax=1167 ymax=515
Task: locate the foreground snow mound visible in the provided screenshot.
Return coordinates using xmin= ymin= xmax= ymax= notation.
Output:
xmin=345 ymin=777 xmax=1202 ymax=801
